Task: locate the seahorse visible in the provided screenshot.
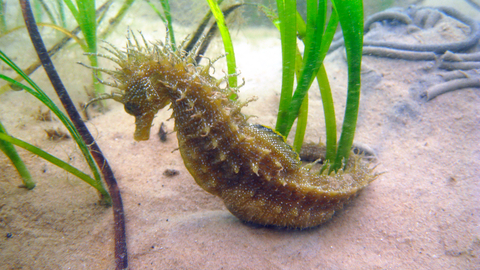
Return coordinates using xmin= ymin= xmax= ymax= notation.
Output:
xmin=85 ymin=34 xmax=375 ymax=229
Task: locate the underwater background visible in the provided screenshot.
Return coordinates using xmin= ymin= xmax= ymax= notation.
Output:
xmin=0 ymin=0 xmax=479 ymax=269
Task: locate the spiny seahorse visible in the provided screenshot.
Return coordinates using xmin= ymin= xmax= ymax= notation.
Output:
xmin=84 ymin=33 xmax=375 ymax=229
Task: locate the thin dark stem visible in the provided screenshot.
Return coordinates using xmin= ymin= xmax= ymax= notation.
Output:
xmin=183 ymin=3 xmax=243 ymax=63
xmin=195 ymin=4 xmax=243 ymax=63
xmin=19 ymin=0 xmax=127 ymax=269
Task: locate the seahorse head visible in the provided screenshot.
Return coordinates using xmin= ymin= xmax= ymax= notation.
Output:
xmin=82 ymin=35 xmax=176 ymax=141
xmin=121 ymin=69 xmax=171 ymax=141
xmin=84 ymin=32 xmax=208 ymax=141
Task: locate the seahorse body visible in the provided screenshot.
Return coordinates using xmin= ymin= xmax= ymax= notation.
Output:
xmin=96 ymin=36 xmax=374 ymax=229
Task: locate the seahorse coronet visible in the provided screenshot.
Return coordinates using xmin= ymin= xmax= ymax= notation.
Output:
xmin=90 ymin=33 xmax=376 ymax=229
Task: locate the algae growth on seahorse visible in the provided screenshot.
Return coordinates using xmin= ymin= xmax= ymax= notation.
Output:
xmin=85 ymin=34 xmax=376 ymax=229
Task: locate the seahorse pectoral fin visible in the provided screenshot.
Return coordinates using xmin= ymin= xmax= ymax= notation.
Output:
xmin=133 ymin=112 xmax=155 ymax=141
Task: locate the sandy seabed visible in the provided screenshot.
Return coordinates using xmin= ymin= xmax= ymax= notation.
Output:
xmin=1 ymin=2 xmax=479 ymax=270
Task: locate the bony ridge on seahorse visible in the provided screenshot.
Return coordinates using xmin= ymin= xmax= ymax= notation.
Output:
xmin=83 ymin=33 xmax=376 ymax=229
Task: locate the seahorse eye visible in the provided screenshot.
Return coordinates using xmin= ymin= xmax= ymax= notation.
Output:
xmin=124 ymin=101 xmax=141 ymax=116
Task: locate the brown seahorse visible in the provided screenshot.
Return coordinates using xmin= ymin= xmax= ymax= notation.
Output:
xmin=86 ymin=34 xmax=375 ymax=229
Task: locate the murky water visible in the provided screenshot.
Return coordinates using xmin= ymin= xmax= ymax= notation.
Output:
xmin=1 ymin=1 xmax=479 ymax=269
